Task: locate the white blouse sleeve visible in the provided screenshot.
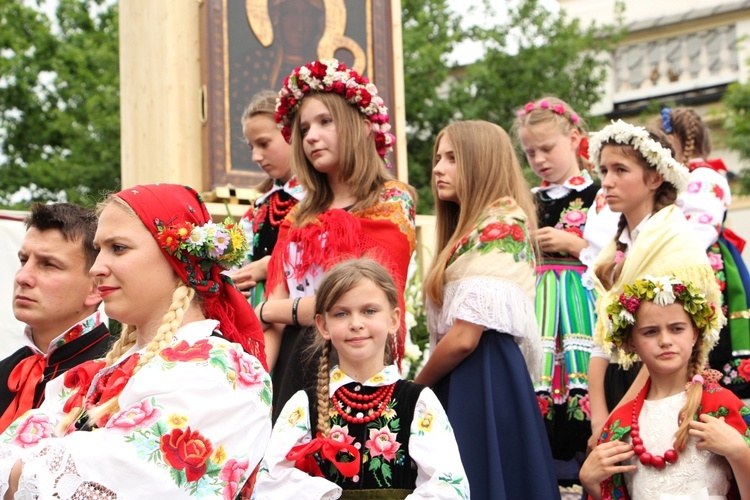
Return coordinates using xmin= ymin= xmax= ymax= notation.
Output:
xmin=407 ymin=388 xmax=470 ymax=499
xmin=254 ymin=391 xmax=342 ymax=500
xmin=0 ymin=336 xmax=272 ymax=499
xmin=581 ymin=194 xmax=621 ymax=290
xmin=676 ymin=168 xmax=731 ymax=251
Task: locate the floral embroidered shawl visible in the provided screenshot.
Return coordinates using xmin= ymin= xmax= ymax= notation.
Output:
xmin=427 ymin=197 xmax=543 ymax=381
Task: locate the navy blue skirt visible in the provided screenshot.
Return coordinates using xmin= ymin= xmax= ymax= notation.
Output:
xmin=434 ymin=330 xmax=560 ymax=500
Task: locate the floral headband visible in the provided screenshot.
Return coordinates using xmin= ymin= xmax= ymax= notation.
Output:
xmin=517 ymin=100 xmax=589 ymax=159
xmin=517 ymin=100 xmax=581 ymax=126
xmin=156 ymin=217 xmax=249 ymax=272
xmin=604 ymin=275 xmax=721 ymax=366
xmin=274 ymin=58 xmax=395 ymax=163
xmin=588 ymin=120 xmax=689 ymax=193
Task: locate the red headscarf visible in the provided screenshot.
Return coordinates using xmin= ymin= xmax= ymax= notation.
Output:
xmin=116 ymin=184 xmax=267 ymax=369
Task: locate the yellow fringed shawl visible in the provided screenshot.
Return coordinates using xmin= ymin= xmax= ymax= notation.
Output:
xmin=592 ymin=205 xmax=725 ymax=366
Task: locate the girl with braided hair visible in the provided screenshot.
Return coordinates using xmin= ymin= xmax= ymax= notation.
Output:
xmin=255 ymin=258 xmax=468 ymax=499
xmin=586 ymin=121 xmax=725 ymax=453
xmin=514 ymin=97 xmax=598 ymax=472
xmin=658 ymin=107 xmax=750 ymax=399
xmin=0 ymin=184 xmax=272 ymax=498
xmin=580 ymin=275 xmax=750 ymax=499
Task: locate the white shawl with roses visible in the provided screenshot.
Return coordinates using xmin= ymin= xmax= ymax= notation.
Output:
xmin=427 ymin=197 xmax=543 ymax=382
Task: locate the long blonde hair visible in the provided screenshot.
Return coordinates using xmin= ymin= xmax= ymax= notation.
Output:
xmin=288 ymin=93 xmax=414 ymax=226
xmin=309 ymin=258 xmax=399 ymax=437
xmin=424 ymin=120 xmax=538 ymax=305
xmin=57 ymin=197 xmax=197 ymax=434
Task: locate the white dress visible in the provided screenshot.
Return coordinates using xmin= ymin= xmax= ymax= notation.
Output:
xmin=624 ymin=392 xmax=732 ymax=499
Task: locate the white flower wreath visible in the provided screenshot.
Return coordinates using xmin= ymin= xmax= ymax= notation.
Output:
xmin=588 ymin=119 xmax=689 ymax=193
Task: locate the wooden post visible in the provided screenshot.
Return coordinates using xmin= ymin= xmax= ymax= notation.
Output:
xmin=119 ymin=0 xmax=205 ymax=190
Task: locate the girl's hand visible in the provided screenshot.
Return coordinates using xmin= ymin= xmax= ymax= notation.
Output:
xmin=689 ymin=414 xmax=748 ymax=460
xmin=533 ymin=227 xmax=587 ymax=257
xmin=230 ymin=256 xmax=271 ymax=296
xmin=580 ymin=441 xmax=636 ymax=498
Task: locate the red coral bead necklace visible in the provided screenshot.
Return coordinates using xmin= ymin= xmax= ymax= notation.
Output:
xmin=332 ymin=383 xmax=396 ymax=425
xmin=630 ymin=398 xmax=679 ymax=469
xmin=268 ymin=191 xmax=294 ymax=227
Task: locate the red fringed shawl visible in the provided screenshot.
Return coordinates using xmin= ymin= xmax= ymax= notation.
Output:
xmin=267 ymin=182 xmax=416 ymax=367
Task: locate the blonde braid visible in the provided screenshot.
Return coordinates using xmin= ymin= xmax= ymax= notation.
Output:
xmin=316 ymin=340 xmax=332 ymax=438
xmin=104 ymin=324 xmax=138 ymax=365
xmin=85 ymin=284 xmax=195 ymax=426
xmin=682 ymin=114 xmax=697 ymax=162
xmin=55 ymin=324 xmax=139 ymax=435
xmin=674 ymin=340 xmax=704 ymax=451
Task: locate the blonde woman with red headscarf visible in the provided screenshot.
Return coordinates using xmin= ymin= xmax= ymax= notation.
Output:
xmin=0 ymin=184 xmax=271 ymax=499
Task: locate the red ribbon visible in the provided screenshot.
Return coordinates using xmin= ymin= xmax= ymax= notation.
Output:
xmin=62 ymin=359 xmax=107 ymax=414
xmin=578 ymin=137 xmax=590 ymax=160
xmin=0 ymin=354 xmax=46 ymax=432
xmin=723 ymin=227 xmax=747 ymax=254
xmin=286 ymin=432 xmax=361 ymax=478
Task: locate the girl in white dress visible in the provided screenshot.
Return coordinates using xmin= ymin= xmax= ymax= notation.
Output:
xmin=0 ymin=184 xmax=272 ymax=499
xmin=580 ymin=275 xmax=750 ymax=499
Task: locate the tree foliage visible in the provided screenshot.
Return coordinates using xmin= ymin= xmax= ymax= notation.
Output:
xmin=0 ymin=0 xmax=120 ymax=208
xmin=722 ymin=80 xmax=750 ymax=194
xmin=402 ymin=0 xmax=620 ymax=213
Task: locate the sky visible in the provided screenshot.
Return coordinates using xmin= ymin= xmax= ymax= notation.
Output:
xmin=446 ymin=0 xmax=561 ymax=65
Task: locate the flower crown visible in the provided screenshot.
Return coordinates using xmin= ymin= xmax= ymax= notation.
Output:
xmin=274 ymin=58 xmax=395 ymax=163
xmin=156 ymin=217 xmax=249 ymax=270
xmin=604 ymin=275 xmax=721 ymax=366
xmin=588 ymin=119 xmax=689 ymax=193
xmin=517 ymin=100 xmax=581 ymax=126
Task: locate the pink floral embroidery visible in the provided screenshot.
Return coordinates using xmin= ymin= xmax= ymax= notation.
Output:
xmin=329 ymin=425 xmax=356 ymax=445
xmin=220 ymin=458 xmax=249 ymax=500
xmin=708 ymin=252 xmax=724 ymax=271
xmin=106 ymin=400 xmax=162 ymax=434
xmin=579 ymin=394 xmax=591 ymax=419
xmin=12 ymin=414 xmax=54 ymax=448
xmin=365 ymin=427 xmax=401 ymax=461
xmin=228 ymin=349 xmax=264 ymax=389
xmin=562 ymin=209 xmax=586 ymax=227
xmin=686 ymin=181 xmax=701 ymax=193
xmin=698 ymin=213 xmax=714 ymax=224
